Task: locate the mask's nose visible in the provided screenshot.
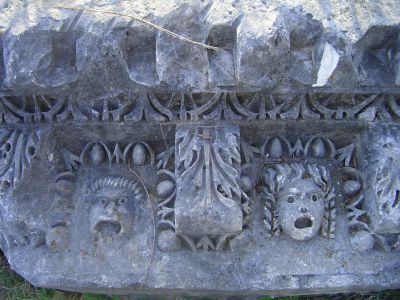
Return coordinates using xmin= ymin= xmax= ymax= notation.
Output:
xmin=299 ymin=206 xmax=308 ymax=213
xmin=105 ymin=199 xmax=117 ymax=213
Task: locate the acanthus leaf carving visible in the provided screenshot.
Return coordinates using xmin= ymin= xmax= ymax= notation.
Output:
xmin=157 ymin=125 xmax=251 ymax=252
xmin=176 ymin=126 xmax=241 ymax=208
xmin=0 ymin=129 xmax=41 ymax=188
xmin=175 ymin=125 xmax=243 ymax=242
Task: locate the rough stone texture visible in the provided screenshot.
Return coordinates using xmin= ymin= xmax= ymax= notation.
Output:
xmin=0 ymin=0 xmax=400 ymax=298
xmin=0 ymin=0 xmax=399 ymax=95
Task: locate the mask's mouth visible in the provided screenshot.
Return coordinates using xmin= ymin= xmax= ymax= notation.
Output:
xmin=294 ymin=217 xmax=313 ymax=229
xmin=94 ymin=220 xmax=122 ymax=236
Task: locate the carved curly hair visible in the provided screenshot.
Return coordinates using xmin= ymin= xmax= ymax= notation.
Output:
xmin=264 ymin=163 xmax=332 ymax=194
xmin=91 ymin=176 xmax=142 ymax=198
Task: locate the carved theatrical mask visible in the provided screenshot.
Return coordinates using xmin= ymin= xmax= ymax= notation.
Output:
xmin=263 ymin=163 xmax=335 ymax=241
xmin=88 ymin=177 xmax=142 ymax=239
xmin=276 ymin=178 xmax=325 ymax=240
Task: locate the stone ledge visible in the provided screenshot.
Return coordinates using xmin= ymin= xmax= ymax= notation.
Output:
xmin=0 ymin=1 xmax=399 ymax=96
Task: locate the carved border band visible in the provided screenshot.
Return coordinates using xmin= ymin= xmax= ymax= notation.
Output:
xmin=0 ymin=92 xmax=400 ymax=124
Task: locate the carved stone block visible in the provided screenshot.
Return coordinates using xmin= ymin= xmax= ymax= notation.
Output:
xmin=1 ymin=1 xmax=400 ymax=296
xmin=0 ymin=92 xmax=399 ymax=296
xmin=174 ymin=125 xmax=242 ymax=236
xmin=360 ymin=125 xmax=400 ymax=234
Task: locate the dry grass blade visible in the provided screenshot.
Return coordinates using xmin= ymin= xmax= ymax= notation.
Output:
xmin=127 ymin=162 xmax=156 ymax=289
xmin=55 ymin=6 xmax=223 ymax=51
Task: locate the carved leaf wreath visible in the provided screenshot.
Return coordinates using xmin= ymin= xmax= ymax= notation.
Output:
xmin=262 ymin=169 xmax=280 ymax=236
xmin=321 ymin=193 xmax=336 ymax=239
xmin=0 ymin=129 xmax=41 ymax=187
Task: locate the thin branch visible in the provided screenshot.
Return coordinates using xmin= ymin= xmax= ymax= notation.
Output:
xmin=55 ymin=6 xmax=223 ymax=51
xmin=127 ymin=161 xmax=156 ymax=289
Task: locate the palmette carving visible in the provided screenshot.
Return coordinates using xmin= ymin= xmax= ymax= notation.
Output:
xmin=2 ymin=3 xmax=400 ymax=293
xmin=256 ymin=133 xmax=400 ymax=251
xmin=156 ymin=126 xmax=253 ymax=252
xmin=154 ymin=128 xmax=399 ymax=251
xmin=0 ymin=129 xmax=41 ymax=188
xmin=1 ymin=92 xmax=400 ymax=124
xmin=174 ymin=125 xmax=243 ymax=250
xmin=20 ymin=139 xmax=156 ymax=281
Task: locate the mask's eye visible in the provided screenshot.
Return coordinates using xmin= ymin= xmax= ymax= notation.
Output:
xmin=311 ymin=194 xmax=319 ymax=202
xmin=115 ymin=198 xmax=126 ymax=206
xmin=101 ymin=199 xmax=107 ymax=205
xmin=287 ymin=196 xmax=294 ymax=203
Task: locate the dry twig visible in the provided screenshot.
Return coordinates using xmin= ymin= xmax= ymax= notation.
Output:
xmin=56 ymin=6 xmax=222 ymax=51
xmin=127 ymin=161 xmax=156 ymax=289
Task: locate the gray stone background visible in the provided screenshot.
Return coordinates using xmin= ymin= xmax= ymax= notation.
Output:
xmin=0 ymin=0 xmax=400 ymax=298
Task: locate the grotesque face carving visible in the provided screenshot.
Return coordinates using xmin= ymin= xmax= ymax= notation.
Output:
xmin=88 ymin=177 xmax=142 ymax=238
xmin=264 ymin=163 xmax=334 ymax=241
xmin=277 ymin=178 xmax=325 ymax=240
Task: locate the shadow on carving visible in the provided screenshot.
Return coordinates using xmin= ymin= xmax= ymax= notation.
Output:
xmin=35 ymin=13 xmax=83 ymax=86
xmin=289 ymin=13 xmax=323 ymax=85
xmin=354 ymin=26 xmax=400 ymax=86
xmin=207 ymin=24 xmax=237 ymax=86
xmin=115 ymin=25 xmax=157 ymax=85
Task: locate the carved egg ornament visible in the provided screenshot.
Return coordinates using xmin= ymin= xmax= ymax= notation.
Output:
xmin=55 ymin=179 xmax=73 ymax=194
xmin=350 ymin=230 xmax=375 ymax=252
xmin=269 ymin=137 xmax=283 ymax=158
xmin=90 ymin=144 xmax=105 ymax=165
xmin=158 ymin=229 xmax=181 ymax=251
xmin=240 ymin=176 xmax=252 ymax=192
xmin=157 ymin=180 xmax=175 ymax=197
xmin=311 ymin=138 xmax=326 ymax=157
xmin=343 ymin=180 xmax=361 ymax=197
xmin=132 ymin=143 xmax=146 ymax=166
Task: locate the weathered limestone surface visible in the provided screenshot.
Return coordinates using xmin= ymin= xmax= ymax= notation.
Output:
xmin=0 ymin=0 xmax=400 ymax=95
xmin=0 ymin=0 xmax=400 ymax=297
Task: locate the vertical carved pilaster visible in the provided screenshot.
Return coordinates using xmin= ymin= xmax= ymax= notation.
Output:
xmin=360 ymin=125 xmax=400 ymax=237
xmin=174 ymin=125 xmax=243 ymax=239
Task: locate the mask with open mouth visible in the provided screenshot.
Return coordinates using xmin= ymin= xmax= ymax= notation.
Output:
xmin=88 ymin=176 xmax=142 ymax=239
xmin=277 ymin=179 xmax=325 ymax=240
